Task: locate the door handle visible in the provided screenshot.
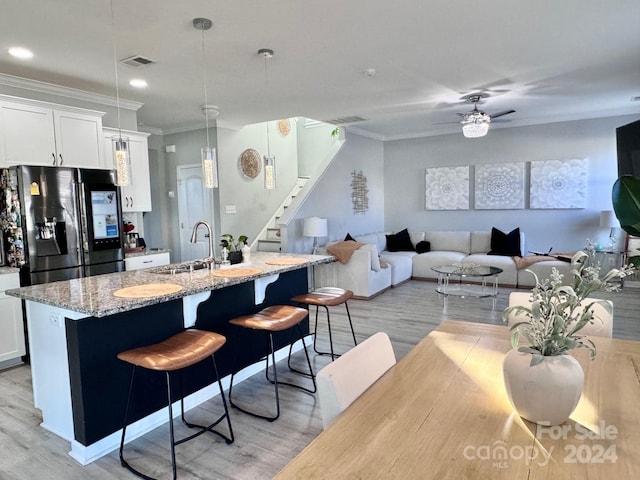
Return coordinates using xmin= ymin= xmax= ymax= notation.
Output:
xmin=59 ymin=153 xmax=63 ymax=165
xmin=129 ymin=196 xmax=133 ymax=209
xmin=52 ymin=153 xmax=56 ymax=165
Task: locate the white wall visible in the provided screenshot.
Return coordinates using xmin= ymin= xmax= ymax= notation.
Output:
xmin=289 ymin=132 xmax=385 ymax=253
xmin=217 ymin=120 xmax=299 ymax=247
xmin=296 ymin=119 xmax=336 ymax=177
xmin=384 ymin=114 xmax=640 ymax=253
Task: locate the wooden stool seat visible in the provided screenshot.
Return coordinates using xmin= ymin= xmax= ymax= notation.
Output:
xmin=117 ymin=329 xmax=226 ymax=371
xmin=228 ymin=304 xmax=316 ymax=421
xmin=292 ymin=287 xmax=357 ymax=360
xmin=229 ymin=305 xmax=308 ymax=332
xmin=291 ymin=287 xmax=353 ymax=307
xmin=117 ymin=329 xmax=233 ymax=480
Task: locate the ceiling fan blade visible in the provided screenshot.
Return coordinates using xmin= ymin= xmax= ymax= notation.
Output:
xmin=489 ymin=109 xmax=515 ymax=119
xmin=432 ymin=121 xmax=461 ymax=125
xmin=456 ymin=113 xmax=466 ymax=118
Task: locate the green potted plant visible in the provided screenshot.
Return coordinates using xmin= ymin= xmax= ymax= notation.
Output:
xmin=501 ymin=251 xmax=633 ymax=425
xmin=220 ymin=234 xmax=248 ymax=264
xmin=612 ymin=175 xmax=640 ymax=237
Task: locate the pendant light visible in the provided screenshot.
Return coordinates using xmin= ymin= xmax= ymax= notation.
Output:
xmin=110 ymin=0 xmax=130 ymax=186
xmin=194 ymin=17 xmax=219 ymax=189
xmin=259 ymin=48 xmax=276 ymax=190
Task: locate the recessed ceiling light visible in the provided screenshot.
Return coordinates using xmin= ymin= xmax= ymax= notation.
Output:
xmin=129 ymin=78 xmax=148 ymax=88
xmin=8 ymin=46 xmax=34 ymax=59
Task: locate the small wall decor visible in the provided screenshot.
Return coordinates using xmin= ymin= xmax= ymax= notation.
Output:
xmin=278 ymin=119 xmax=291 ymax=136
xmin=239 ymin=148 xmax=262 ymax=179
xmin=425 ymin=166 xmax=469 ymax=210
xmin=350 ymin=170 xmax=369 ymax=214
xmin=475 ymin=162 xmax=524 ymax=209
xmin=530 ymin=159 xmax=587 ymax=209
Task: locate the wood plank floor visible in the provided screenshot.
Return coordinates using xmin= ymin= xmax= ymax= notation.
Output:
xmin=0 ymin=280 xmax=638 ymax=479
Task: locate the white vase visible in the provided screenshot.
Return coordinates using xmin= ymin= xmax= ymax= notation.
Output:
xmin=502 ymin=349 xmax=584 ymax=426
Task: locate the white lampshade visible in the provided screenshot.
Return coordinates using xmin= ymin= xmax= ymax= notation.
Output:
xmin=303 ymin=217 xmax=328 ymax=238
xmin=600 ymin=210 xmax=617 ymax=228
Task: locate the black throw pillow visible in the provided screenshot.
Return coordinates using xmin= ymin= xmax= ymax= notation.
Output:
xmin=385 ymin=228 xmax=414 ymax=252
xmin=344 ymin=233 xmax=356 ymax=242
xmin=488 ymin=227 xmax=521 ymax=256
xmin=415 ymin=240 xmax=431 ymax=254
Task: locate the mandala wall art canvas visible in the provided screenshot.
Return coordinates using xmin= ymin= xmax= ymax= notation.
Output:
xmin=474 ymin=162 xmax=524 ymax=209
xmin=425 ymin=166 xmax=469 ymax=210
xmin=529 ymin=159 xmax=587 ymax=209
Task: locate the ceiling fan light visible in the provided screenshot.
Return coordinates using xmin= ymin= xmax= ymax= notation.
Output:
xmin=462 ymin=122 xmax=489 ymax=138
xmin=461 ymin=111 xmax=491 ymax=138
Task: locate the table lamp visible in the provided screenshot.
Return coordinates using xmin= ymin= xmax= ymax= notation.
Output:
xmin=303 ymin=217 xmax=328 ymax=254
xmin=600 ymin=210 xmax=618 ymax=250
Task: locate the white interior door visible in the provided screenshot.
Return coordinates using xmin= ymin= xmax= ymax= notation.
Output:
xmin=177 ymin=164 xmax=213 ymax=263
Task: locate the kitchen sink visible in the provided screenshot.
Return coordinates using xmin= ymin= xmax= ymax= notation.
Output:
xmin=151 ymin=261 xmax=210 ymax=275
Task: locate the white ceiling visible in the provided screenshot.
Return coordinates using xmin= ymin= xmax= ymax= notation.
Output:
xmin=1 ymin=0 xmax=639 ymax=139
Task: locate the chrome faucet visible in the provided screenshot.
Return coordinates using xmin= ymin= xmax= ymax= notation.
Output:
xmin=190 ymin=220 xmax=214 ymax=268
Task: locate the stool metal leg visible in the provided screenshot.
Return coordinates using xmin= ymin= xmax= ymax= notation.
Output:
xmin=229 ymin=325 xmax=316 ymax=422
xmin=230 ymin=330 xmax=281 ymax=421
xmin=120 ymin=356 xmax=234 ymax=480
xmin=312 ymin=301 xmax=357 ymax=360
xmin=178 ymin=355 xmax=234 ymax=445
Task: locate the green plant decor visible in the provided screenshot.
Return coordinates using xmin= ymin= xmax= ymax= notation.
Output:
xmin=612 ymin=175 xmax=640 ymax=236
xmin=330 ymin=127 xmax=340 ymax=138
xmin=502 ymin=251 xmax=633 ymax=366
xmin=220 ymin=234 xmax=248 ymax=252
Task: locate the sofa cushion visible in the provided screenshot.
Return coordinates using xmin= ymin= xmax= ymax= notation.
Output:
xmin=462 ymin=254 xmax=518 ymax=286
xmin=409 ymin=231 xmax=425 ymax=247
xmin=412 ymin=251 xmax=467 ymax=279
xmin=355 ymin=233 xmax=386 ymax=253
xmin=380 ymin=251 xmax=414 ymax=285
xmin=470 ymin=231 xmax=491 ymax=254
xmin=425 ymin=231 xmax=471 ymax=254
xmin=386 ymin=228 xmax=414 ymax=252
xmin=359 ymin=243 xmax=381 ymax=271
xmin=344 ymin=233 xmax=356 ymax=242
xmin=488 ymin=227 xmax=522 ymax=256
xmin=415 ymin=240 xmax=431 ymax=254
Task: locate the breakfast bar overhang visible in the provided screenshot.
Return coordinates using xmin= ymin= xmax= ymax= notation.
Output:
xmin=7 ymin=253 xmax=331 ymax=465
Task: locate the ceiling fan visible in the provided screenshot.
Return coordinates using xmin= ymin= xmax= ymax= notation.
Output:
xmin=457 ymin=94 xmax=515 ymax=138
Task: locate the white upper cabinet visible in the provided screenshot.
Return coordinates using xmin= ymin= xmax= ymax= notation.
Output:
xmin=0 ymin=95 xmax=105 ymax=168
xmin=103 ymin=128 xmax=152 ymax=212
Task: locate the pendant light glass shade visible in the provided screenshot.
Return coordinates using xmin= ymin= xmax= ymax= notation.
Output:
xmin=260 ymin=48 xmax=276 ymax=190
xmin=112 ymin=136 xmax=130 ymax=186
xmin=194 ymin=17 xmax=219 ymax=189
xmin=202 ymin=146 xmax=219 ymax=188
xmin=264 ymin=154 xmax=275 ymax=190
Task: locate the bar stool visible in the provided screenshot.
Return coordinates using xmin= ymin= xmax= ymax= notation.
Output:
xmin=291 ymin=287 xmax=357 ymax=360
xmin=117 ymin=329 xmax=234 ymax=480
xmin=228 ymin=305 xmax=316 ymax=422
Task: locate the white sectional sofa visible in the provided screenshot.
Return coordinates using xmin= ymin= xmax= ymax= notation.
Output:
xmin=315 ymin=230 xmax=574 ymax=299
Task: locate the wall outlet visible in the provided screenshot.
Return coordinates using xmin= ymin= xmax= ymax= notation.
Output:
xmin=225 ymin=205 xmax=237 ymax=214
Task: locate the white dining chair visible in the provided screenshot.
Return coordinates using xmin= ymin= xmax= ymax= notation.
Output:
xmin=317 ymin=331 xmax=396 ymax=429
xmin=507 ymin=291 xmax=613 ymax=338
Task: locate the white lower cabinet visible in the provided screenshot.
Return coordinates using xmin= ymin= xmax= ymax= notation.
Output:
xmin=124 ymin=252 xmax=170 ymax=271
xmin=0 ymin=272 xmax=26 ymax=366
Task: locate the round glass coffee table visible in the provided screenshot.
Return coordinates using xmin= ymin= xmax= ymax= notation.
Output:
xmin=432 ymin=264 xmax=503 ymax=310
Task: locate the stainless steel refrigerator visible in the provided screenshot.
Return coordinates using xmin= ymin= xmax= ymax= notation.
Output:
xmin=1 ymin=165 xmax=124 ymax=285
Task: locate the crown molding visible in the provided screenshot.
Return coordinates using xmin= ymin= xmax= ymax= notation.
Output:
xmin=0 ymin=73 xmax=143 ymax=111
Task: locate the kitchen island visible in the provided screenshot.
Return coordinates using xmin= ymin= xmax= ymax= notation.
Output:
xmin=7 ymin=252 xmax=332 ymax=465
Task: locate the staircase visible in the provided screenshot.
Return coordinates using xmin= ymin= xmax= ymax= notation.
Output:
xmin=256 ymin=177 xmax=309 ymax=252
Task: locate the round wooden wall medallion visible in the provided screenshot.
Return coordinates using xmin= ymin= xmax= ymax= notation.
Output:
xmin=278 ymin=119 xmax=291 ymax=136
xmin=239 ymin=148 xmax=262 ymax=178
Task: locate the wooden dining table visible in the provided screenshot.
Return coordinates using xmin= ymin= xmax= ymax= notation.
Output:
xmin=275 ymin=320 xmax=640 ymax=479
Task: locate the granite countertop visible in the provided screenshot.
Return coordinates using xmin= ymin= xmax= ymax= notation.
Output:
xmin=0 ymin=267 xmax=20 ymax=275
xmin=6 ymin=252 xmax=332 ymax=318
xmin=125 ymin=248 xmax=171 ymax=258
